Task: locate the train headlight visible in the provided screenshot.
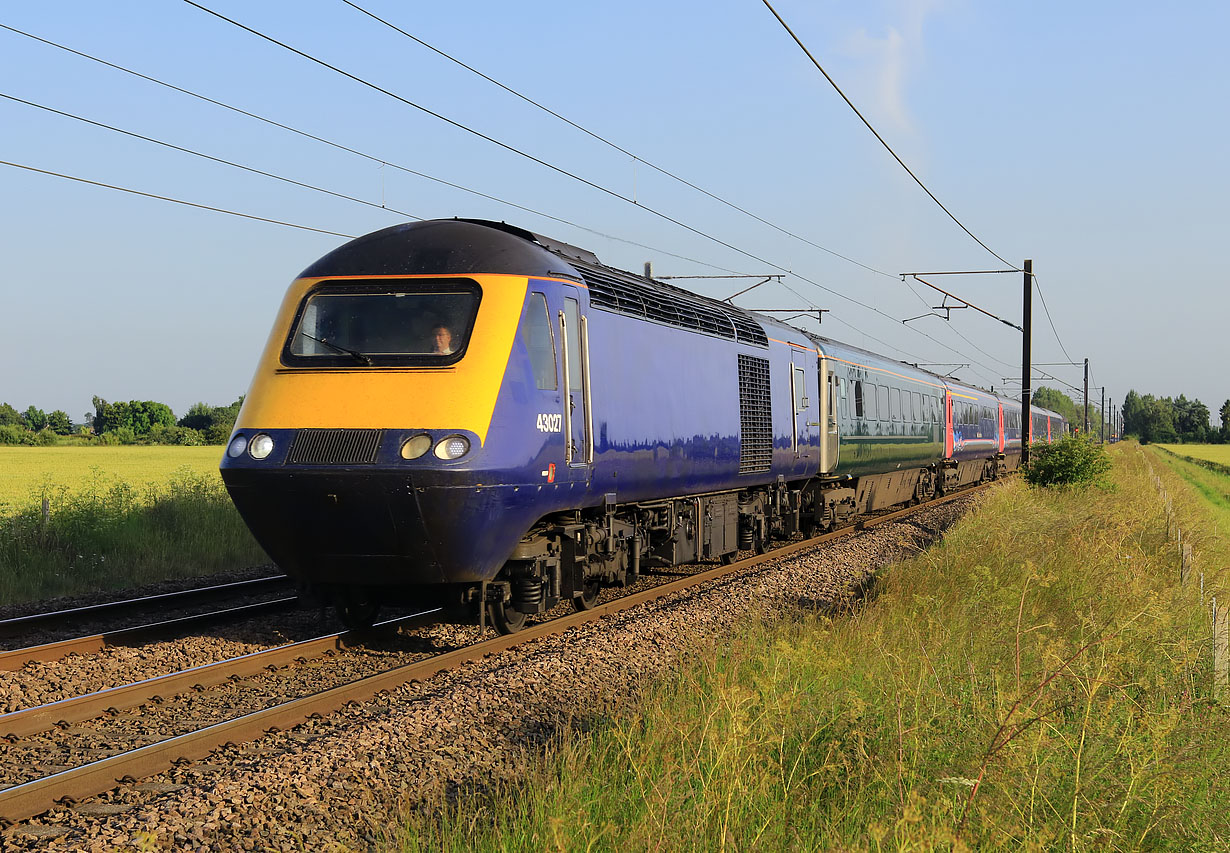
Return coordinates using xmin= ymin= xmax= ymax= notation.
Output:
xmin=226 ymin=435 xmax=248 ymax=458
xmin=400 ymin=434 xmax=432 ymax=460
xmin=248 ymin=433 xmax=275 ymax=460
xmin=434 ymin=435 xmax=470 ymax=460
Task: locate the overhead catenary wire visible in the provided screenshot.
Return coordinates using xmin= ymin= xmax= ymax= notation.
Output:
xmin=758 ymin=0 xmax=1080 ymax=368
xmin=758 ymin=0 xmax=1016 ymax=271
xmin=339 ymin=0 xmax=895 ymax=280
xmin=177 ymin=0 xmax=1014 ymax=380
xmin=0 ymin=160 xmax=356 ymax=238
xmin=0 ymin=92 xmax=426 ymax=223
xmin=5 ymin=11 xmax=1016 ymax=386
xmin=0 ymin=22 xmax=745 ymax=277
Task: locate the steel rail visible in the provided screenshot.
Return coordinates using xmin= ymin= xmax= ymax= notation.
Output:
xmin=0 ymin=610 xmax=441 ymax=740
xmin=0 ymin=575 xmax=290 ymax=639
xmin=0 ymin=597 xmax=299 ymax=672
xmin=0 ymin=483 xmax=990 ymax=825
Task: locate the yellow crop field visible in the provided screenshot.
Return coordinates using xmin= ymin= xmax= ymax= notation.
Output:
xmin=0 ymin=445 xmax=224 ymax=515
xmin=1155 ymin=444 xmax=1230 ymax=466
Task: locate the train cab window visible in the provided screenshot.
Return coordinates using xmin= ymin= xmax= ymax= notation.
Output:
xmin=854 ymin=381 xmax=865 ymax=418
xmin=877 ymin=385 xmax=889 ymax=421
xmin=283 ymin=280 xmax=481 ymax=367
xmin=522 ymin=292 xmax=557 ymax=390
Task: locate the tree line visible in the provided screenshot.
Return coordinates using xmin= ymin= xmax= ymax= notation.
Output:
xmin=1121 ymin=391 xmax=1228 ymax=444
xmin=0 ymin=397 xmax=243 ymax=446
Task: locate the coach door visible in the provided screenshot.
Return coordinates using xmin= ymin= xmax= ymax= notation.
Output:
xmin=819 ymin=358 xmax=840 ymax=473
xmin=789 ymin=349 xmax=814 ymax=463
xmin=558 ymin=288 xmax=593 ymax=472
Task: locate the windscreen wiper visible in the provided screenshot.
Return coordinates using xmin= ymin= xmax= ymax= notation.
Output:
xmin=298 ymin=332 xmax=372 ymax=365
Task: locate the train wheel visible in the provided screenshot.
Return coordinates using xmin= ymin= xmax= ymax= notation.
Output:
xmin=336 ymin=589 xmax=380 ymax=632
xmin=572 ymin=581 xmax=601 ymax=612
xmin=487 ymin=600 xmax=527 ymax=634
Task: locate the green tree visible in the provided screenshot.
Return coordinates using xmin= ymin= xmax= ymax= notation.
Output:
xmin=46 ymin=410 xmax=72 ymax=435
xmin=1221 ymin=399 xmax=1230 ymax=442
xmin=21 ymin=406 xmax=48 ymax=432
xmin=0 ymin=402 xmax=21 ymax=428
xmin=1172 ymin=395 xmax=1210 ymax=443
xmin=178 ymin=402 xmax=215 ymax=432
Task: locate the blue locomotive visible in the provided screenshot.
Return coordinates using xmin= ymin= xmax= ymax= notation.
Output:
xmin=220 ymin=219 xmax=1065 ymax=631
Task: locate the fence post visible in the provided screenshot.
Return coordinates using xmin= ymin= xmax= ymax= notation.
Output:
xmin=1181 ymin=544 xmax=1191 ymax=585
xmin=40 ymin=497 xmax=50 ymax=534
xmin=1215 ymin=597 xmax=1229 ymax=702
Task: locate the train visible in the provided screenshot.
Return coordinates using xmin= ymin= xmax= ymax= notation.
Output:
xmin=219 ymin=219 xmax=1066 ymax=632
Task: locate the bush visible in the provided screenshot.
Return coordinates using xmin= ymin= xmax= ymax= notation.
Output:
xmin=0 ymin=424 xmax=34 ymax=446
xmin=1021 ymin=433 xmax=1112 ymax=487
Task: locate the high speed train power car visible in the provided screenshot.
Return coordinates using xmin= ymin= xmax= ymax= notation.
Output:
xmin=219 ymin=219 xmax=1065 ymax=631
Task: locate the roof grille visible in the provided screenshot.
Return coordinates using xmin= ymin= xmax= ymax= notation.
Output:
xmin=571 ymin=261 xmax=768 ymax=348
xmin=738 ymin=355 xmax=772 ymax=474
xmin=287 ymin=429 xmax=382 ymax=465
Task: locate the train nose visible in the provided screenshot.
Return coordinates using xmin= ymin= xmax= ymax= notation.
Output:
xmin=222 ymin=470 xmax=449 ymax=585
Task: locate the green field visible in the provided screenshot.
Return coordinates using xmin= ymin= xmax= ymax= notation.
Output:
xmin=0 ymin=445 xmax=224 ymax=516
xmin=1155 ymin=444 xmax=1230 ymax=467
xmin=0 ymin=445 xmax=264 ymax=605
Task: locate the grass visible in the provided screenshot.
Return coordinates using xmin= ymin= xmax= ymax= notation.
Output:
xmin=1149 ymin=447 xmax=1230 ymax=564
xmin=0 ymin=447 xmax=266 ymax=606
xmin=397 ymin=444 xmax=1230 ymax=851
xmin=0 ymin=445 xmax=225 ymax=516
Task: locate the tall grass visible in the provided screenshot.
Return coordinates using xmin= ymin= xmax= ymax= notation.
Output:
xmin=0 ymin=468 xmax=267 ymax=605
xmin=399 ymin=446 xmax=1230 ymax=850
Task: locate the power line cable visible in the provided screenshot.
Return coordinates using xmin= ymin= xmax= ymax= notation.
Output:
xmin=1030 ymin=273 xmax=1076 ymax=364
xmin=340 ymin=0 xmax=894 ymax=279
xmin=0 ymin=22 xmax=743 ymax=276
xmin=755 ymin=3 xmax=1081 ymax=370
xmin=0 ymin=91 xmax=425 ymax=222
xmin=179 ymin=0 xmax=1012 ymax=378
xmin=0 ymin=160 xmax=355 ymax=238
xmin=758 ymin=0 xmax=1017 ymax=271
xmin=7 ymin=10 xmax=1011 ymax=383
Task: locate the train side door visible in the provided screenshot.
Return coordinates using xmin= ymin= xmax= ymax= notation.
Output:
xmin=558 ymin=287 xmax=593 ymax=473
xmin=819 ymin=358 xmax=840 ymax=473
xmin=789 ymin=350 xmax=812 ymax=461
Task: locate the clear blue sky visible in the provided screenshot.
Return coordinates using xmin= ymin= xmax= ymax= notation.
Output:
xmin=3 ymin=0 xmax=1226 ymax=426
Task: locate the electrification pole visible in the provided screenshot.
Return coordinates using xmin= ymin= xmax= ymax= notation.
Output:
xmin=1101 ymin=387 xmax=1106 ymax=444
xmin=1083 ymin=358 xmax=1090 ymax=434
xmin=1021 ymin=260 xmax=1032 ymax=464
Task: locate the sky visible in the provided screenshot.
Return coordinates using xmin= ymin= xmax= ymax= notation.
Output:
xmin=2 ymin=0 xmax=1227 ymax=427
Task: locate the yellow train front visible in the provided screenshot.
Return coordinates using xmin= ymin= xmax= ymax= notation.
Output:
xmin=220 ymin=219 xmax=590 ymax=627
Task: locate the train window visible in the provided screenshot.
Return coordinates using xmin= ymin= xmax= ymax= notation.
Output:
xmin=854 ymin=381 xmax=865 ymax=418
xmin=522 ymin=293 xmax=557 ymax=390
xmin=564 ymin=298 xmax=583 ymax=392
xmin=865 ymin=384 xmax=878 ymax=419
xmin=877 ymin=385 xmax=889 ymax=420
xmin=891 ymin=388 xmax=901 ymax=421
xmin=912 ymin=392 xmax=921 ymax=422
xmin=283 ymin=280 xmax=481 ymax=367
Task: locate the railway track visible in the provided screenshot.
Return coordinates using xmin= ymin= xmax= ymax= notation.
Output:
xmin=0 ymin=575 xmax=293 ymax=643
xmin=0 ymin=484 xmax=989 ymax=828
xmin=0 ymin=596 xmax=300 ymax=672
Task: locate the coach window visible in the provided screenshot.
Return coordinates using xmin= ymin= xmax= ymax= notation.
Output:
xmin=522 ymin=292 xmax=557 ymax=390
xmin=854 ymin=381 xmax=865 ymax=417
xmin=877 ymin=385 xmax=889 ymax=421
xmin=864 ymin=383 xmax=878 ymax=419
xmin=891 ymin=388 xmax=901 ymax=421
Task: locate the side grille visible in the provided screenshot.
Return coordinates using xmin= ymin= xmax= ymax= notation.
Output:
xmin=738 ymin=355 xmax=772 ymax=474
xmin=286 ymin=429 xmax=383 ymax=465
xmin=571 ymin=261 xmax=768 ymax=348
